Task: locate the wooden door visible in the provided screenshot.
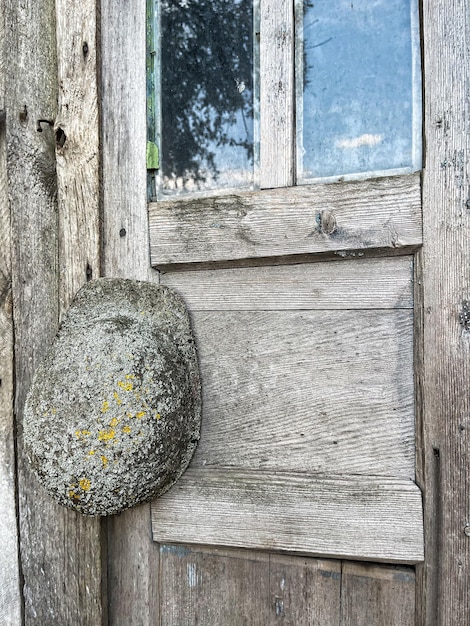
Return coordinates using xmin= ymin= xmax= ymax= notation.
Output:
xmin=144 ymin=1 xmax=423 ymax=623
xmin=2 ymin=0 xmax=469 ymax=624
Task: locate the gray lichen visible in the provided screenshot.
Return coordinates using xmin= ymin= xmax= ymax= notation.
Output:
xmin=23 ymin=278 xmax=201 ymax=516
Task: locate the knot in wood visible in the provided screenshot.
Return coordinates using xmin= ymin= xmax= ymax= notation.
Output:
xmin=319 ymin=209 xmax=337 ymax=235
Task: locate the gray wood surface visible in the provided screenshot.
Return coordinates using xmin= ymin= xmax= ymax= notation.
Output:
xmin=161 ymin=256 xmax=414 ymax=310
xmin=159 ymin=545 xmax=341 ymax=626
xmin=181 ymin=309 xmax=415 ymax=478
xmin=341 ymin=562 xmax=415 ymax=625
xmin=152 ymin=469 xmax=424 ymax=563
xmin=0 ymin=0 xmax=21 ymax=619
xmin=100 ymin=0 xmax=159 ymax=623
xmin=149 ymin=173 xmax=421 ymax=266
xmin=416 ymin=1 xmax=470 ymax=623
xmin=260 ymin=0 xmax=295 ymax=188
xmin=6 ymin=0 xmax=106 ymax=622
xmin=55 ymin=0 xmax=101 ymax=317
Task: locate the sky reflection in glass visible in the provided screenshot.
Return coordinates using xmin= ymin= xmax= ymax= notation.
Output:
xmin=298 ymin=0 xmax=421 ymax=182
xmin=159 ymin=0 xmax=254 ymax=196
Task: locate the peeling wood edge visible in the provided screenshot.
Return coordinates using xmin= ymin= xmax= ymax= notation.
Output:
xmin=153 ymin=244 xmax=422 ymax=273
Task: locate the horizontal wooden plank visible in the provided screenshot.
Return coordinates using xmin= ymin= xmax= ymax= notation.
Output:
xmin=152 ymin=469 xmax=424 ymax=564
xmin=149 ymin=173 xmax=421 ymax=266
xmin=190 ymin=309 xmax=415 ymax=479
xmin=161 ymin=256 xmax=413 ymax=310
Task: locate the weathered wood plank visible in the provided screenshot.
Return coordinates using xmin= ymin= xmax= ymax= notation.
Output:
xmin=152 ymin=469 xmax=424 ymax=563
xmin=159 ymin=545 xmax=342 ymax=625
xmin=100 ymin=1 xmax=158 ymax=623
xmin=161 ymin=256 xmax=413 ymax=310
xmin=101 ymin=0 xmax=150 ymax=281
xmin=0 ymin=0 xmax=21 ymax=619
xmin=341 ymin=562 xmax=415 ymax=625
xmin=55 ymin=0 xmax=101 ymax=317
xmin=160 ymin=545 xmax=270 ymax=625
xmin=416 ymin=1 xmax=470 ymax=623
xmin=260 ymin=0 xmax=295 ymax=188
xmin=6 ymin=0 xmax=107 ymax=622
xmin=268 ymin=553 xmax=341 ymax=624
xmin=52 ymin=2 xmax=106 ymax=622
xmin=149 ymin=173 xmax=422 ymax=265
xmin=188 ymin=310 xmax=414 ymax=478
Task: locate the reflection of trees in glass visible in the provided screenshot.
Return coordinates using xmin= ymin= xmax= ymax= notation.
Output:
xmin=161 ymin=0 xmax=253 ymax=187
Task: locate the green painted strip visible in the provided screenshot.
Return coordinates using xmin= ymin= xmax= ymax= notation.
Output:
xmin=147 ymin=141 xmax=160 ymax=170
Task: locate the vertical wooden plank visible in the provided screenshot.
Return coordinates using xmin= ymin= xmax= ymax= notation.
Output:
xmin=417 ymin=1 xmax=470 ymax=623
xmin=53 ymin=0 xmax=106 ymax=623
xmin=55 ymin=0 xmax=101 ymax=316
xmin=100 ymin=0 xmax=158 ymax=623
xmin=6 ymin=0 xmax=59 ymax=622
xmin=260 ymin=0 xmax=295 ymax=188
xmin=0 ymin=0 xmax=22 ymax=621
xmin=101 ymin=0 xmax=150 ymax=281
xmin=341 ymin=562 xmax=415 ymax=625
xmin=6 ymin=0 xmax=106 ymax=622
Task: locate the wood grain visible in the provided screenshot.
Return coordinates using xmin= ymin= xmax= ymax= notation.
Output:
xmin=161 ymin=256 xmax=414 ymax=311
xmin=101 ymin=0 xmax=151 ymax=281
xmin=152 ymin=469 xmax=424 ymax=563
xmin=149 ymin=173 xmax=422 ymax=266
xmin=6 ymin=0 xmax=106 ymax=622
xmin=0 ymin=0 xmax=21 ymax=619
xmin=416 ymin=1 xmax=470 ymax=623
xmin=260 ymin=0 xmax=295 ymax=188
xmin=55 ymin=0 xmax=101 ymax=318
xmin=159 ymin=545 xmax=341 ymax=625
xmin=100 ymin=0 xmax=159 ymax=623
xmin=341 ymin=562 xmax=415 ymax=625
xmin=188 ymin=309 xmax=414 ymax=478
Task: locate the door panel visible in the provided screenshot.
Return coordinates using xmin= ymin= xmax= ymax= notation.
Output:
xmin=152 ymin=255 xmax=423 ymax=563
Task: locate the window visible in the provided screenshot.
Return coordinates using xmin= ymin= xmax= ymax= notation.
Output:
xmin=147 ymin=0 xmax=421 ymax=198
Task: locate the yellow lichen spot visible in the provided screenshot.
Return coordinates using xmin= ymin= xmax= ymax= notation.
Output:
xmin=79 ymin=478 xmax=91 ymax=491
xmin=69 ymin=490 xmax=80 ymax=501
xmin=76 ymin=429 xmax=91 ymax=439
xmin=101 ymin=455 xmax=108 ymax=467
xmin=98 ymin=429 xmax=116 ymax=441
xmin=51 ymin=408 xmax=57 ymax=415
xmin=135 ymin=411 xmax=146 ymax=419
xmin=125 ymin=374 xmax=135 ymax=380
xmin=109 ymin=417 xmax=119 ymax=427
xmin=113 ymin=391 xmax=122 ymax=406
xmin=122 ymin=425 xmax=131 ymax=434
xmin=88 ymin=450 xmax=95 ymax=456
xmin=155 ymin=413 xmax=161 ymax=420
xmin=101 ymin=400 xmax=110 ymax=413
xmin=118 ymin=380 xmax=133 ymax=391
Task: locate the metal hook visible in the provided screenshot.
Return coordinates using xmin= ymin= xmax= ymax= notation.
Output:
xmin=36 ymin=119 xmax=54 ymax=132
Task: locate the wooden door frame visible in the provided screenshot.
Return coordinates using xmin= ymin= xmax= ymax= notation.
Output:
xmin=1 ymin=0 xmax=469 ymax=623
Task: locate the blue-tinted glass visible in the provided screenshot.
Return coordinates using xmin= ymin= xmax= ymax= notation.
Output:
xmin=299 ymin=0 xmax=421 ymax=181
xmin=158 ymin=0 xmax=254 ymax=195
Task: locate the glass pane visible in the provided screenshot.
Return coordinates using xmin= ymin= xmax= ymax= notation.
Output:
xmin=298 ymin=0 xmax=421 ymax=182
xmin=156 ymin=0 xmax=255 ymax=197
